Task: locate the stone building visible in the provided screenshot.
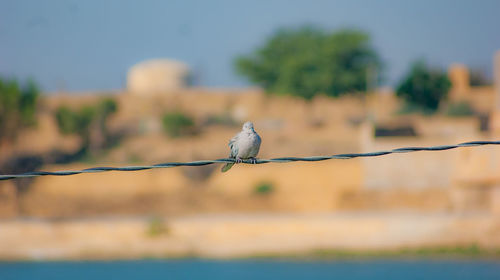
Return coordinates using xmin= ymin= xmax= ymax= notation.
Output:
xmin=448 ymin=63 xmax=470 ymax=101
xmin=447 ymin=53 xmax=499 ymax=116
xmin=127 ymin=59 xmax=190 ymax=95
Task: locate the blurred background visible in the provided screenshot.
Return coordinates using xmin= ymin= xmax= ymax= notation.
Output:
xmin=1 ymin=0 xmax=500 ymax=278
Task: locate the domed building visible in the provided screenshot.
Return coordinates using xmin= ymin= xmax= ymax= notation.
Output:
xmin=127 ymin=59 xmax=190 ymax=95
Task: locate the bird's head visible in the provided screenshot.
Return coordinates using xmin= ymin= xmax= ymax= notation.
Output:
xmin=242 ymin=121 xmax=255 ymax=132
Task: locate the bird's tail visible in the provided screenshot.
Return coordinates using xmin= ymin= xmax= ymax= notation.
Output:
xmin=221 ymin=163 xmax=234 ymax=172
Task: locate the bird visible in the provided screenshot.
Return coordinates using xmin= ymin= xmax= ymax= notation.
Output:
xmin=221 ymin=121 xmax=261 ymax=172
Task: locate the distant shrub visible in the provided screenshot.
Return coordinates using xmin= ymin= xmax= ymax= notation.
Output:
xmin=54 ymin=98 xmax=118 ymax=156
xmin=146 ymin=217 xmax=169 ymax=237
xmin=396 ymin=60 xmax=451 ymax=112
xmin=162 ymin=112 xmax=195 ymax=137
xmin=0 ymin=77 xmax=39 ymax=143
xmin=446 ymin=102 xmax=475 ymax=117
xmin=396 ymin=102 xmax=435 ymax=116
xmin=99 ymin=98 xmax=118 ymax=116
xmin=55 ymin=106 xmax=95 ymax=136
xmin=254 ymin=182 xmax=275 ymax=195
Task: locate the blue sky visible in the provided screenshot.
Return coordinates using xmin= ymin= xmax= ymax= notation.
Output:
xmin=1 ymin=0 xmax=499 ymax=92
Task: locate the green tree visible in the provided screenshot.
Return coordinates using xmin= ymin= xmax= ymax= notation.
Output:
xmin=162 ymin=112 xmax=195 ymax=137
xmin=446 ymin=101 xmax=474 ymax=117
xmin=235 ymin=27 xmax=382 ymax=100
xmin=95 ymin=98 xmax=117 ymax=141
xmin=0 ymin=77 xmax=39 ymax=143
xmin=55 ymin=98 xmax=118 ymax=155
xmin=55 ymin=106 xmax=95 ymax=142
xmin=396 ymin=61 xmax=451 ymax=112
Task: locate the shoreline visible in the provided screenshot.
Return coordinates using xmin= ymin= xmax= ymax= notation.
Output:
xmin=2 ymin=247 xmax=500 ymax=262
xmin=1 ymin=212 xmax=499 ymax=261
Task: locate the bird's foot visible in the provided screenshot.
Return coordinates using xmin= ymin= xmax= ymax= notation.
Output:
xmin=235 ymin=157 xmax=243 ymax=164
xmin=249 ymin=157 xmax=257 ymax=164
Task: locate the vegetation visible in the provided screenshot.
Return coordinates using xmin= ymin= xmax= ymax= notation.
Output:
xmin=250 ymin=244 xmax=499 ymax=259
xmin=0 ymin=77 xmax=39 ymax=143
xmin=55 ymin=106 xmax=95 ymax=137
xmin=162 ymin=112 xmax=195 ymax=137
xmin=146 ymin=216 xmax=169 ymax=237
xmin=396 ymin=61 xmax=451 ymax=112
xmin=55 ymin=98 xmax=118 ymax=155
xmin=235 ymin=26 xmax=382 ymax=100
xmin=254 ymin=182 xmax=275 ymax=195
xmin=446 ymin=101 xmax=475 ymax=117
xmin=396 ymin=102 xmax=437 ymax=116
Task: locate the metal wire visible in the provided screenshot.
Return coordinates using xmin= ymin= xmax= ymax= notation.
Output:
xmin=0 ymin=140 xmax=499 ymax=181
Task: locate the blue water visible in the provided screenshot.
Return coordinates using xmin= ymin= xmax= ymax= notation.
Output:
xmin=0 ymin=259 xmax=498 ymax=280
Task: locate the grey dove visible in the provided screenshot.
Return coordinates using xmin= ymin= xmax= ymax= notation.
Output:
xmin=221 ymin=121 xmax=261 ymax=172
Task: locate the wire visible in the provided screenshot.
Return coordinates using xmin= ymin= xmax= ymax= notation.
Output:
xmin=0 ymin=140 xmax=499 ymax=181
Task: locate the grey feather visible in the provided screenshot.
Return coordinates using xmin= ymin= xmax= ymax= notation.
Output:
xmin=229 ymin=135 xmax=239 ymax=158
xmin=221 ymin=122 xmax=261 ymax=172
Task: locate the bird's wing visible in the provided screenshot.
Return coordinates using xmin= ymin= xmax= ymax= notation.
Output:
xmin=256 ymin=133 xmax=262 ymax=151
xmin=249 ymin=132 xmax=261 ymax=157
xmin=256 ymin=133 xmax=262 ymax=148
xmin=228 ymin=133 xmax=240 ymax=158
